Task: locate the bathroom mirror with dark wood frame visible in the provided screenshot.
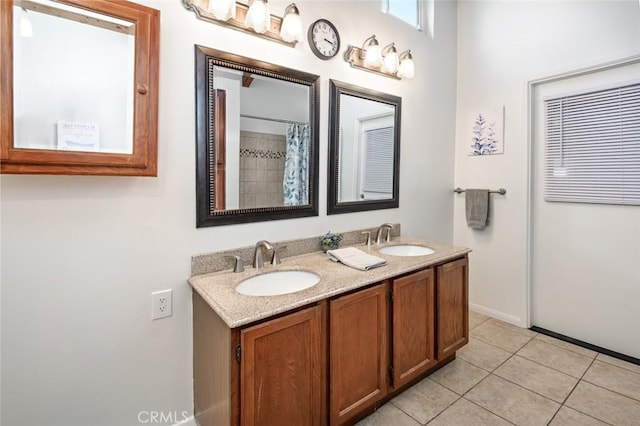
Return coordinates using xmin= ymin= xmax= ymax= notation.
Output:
xmin=0 ymin=0 xmax=159 ymax=176
xmin=195 ymin=45 xmax=320 ymax=227
xmin=327 ymin=79 xmax=401 ymax=215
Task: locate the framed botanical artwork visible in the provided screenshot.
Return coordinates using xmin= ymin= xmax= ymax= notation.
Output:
xmin=469 ymin=106 xmax=504 ymax=156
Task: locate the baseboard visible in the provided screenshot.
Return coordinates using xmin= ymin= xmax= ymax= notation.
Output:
xmin=173 ymin=415 xmax=196 ymax=426
xmin=469 ymin=303 xmax=523 ymax=327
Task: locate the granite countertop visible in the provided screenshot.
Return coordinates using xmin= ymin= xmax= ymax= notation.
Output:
xmin=189 ymin=237 xmax=471 ymax=328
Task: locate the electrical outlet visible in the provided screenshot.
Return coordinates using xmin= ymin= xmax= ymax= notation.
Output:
xmin=151 ymin=289 xmax=172 ymax=320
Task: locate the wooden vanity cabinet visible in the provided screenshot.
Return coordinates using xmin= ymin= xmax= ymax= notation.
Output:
xmin=436 ymin=258 xmax=469 ymax=359
xmin=193 ymin=255 xmax=468 ymax=426
xmin=329 ymin=283 xmax=389 ymax=425
xmin=193 ymin=292 xmax=327 ymax=426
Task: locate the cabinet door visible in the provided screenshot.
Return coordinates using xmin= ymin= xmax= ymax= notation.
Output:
xmin=240 ymin=305 xmax=324 ymax=426
xmin=392 ymin=268 xmax=436 ymax=389
xmin=330 ymin=283 xmax=389 ymax=425
xmin=437 ymin=257 xmax=469 ymax=359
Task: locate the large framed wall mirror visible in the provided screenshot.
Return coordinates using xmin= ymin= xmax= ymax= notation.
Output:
xmin=0 ymin=0 xmax=159 ymax=175
xmin=195 ymin=46 xmax=320 ymax=227
xmin=328 ymin=80 xmax=401 ymax=215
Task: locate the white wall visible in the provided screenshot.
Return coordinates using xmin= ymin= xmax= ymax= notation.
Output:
xmin=239 ymin=75 xmax=309 ymax=134
xmin=454 ymin=0 xmax=640 ymax=326
xmin=0 ymin=1 xmax=458 ymax=424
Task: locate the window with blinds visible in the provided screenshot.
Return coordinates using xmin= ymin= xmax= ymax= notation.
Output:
xmin=544 ymin=82 xmax=640 ymax=205
xmin=362 ymin=126 xmax=394 ymax=195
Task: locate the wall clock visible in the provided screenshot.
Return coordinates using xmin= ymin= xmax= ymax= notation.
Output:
xmin=308 ymin=19 xmax=341 ymax=60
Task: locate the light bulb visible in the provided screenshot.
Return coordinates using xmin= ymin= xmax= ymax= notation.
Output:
xmin=245 ymin=0 xmax=270 ymax=34
xmin=363 ymin=35 xmax=382 ymax=67
xmin=382 ymin=43 xmax=399 ymax=73
xmin=397 ymin=50 xmax=415 ymax=79
xmin=207 ymin=0 xmax=236 ymax=21
xmin=280 ymin=3 xmax=302 ymax=43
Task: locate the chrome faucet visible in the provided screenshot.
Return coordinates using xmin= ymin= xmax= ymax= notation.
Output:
xmin=253 ymin=240 xmax=274 ymax=269
xmin=375 ymin=223 xmax=394 ymax=244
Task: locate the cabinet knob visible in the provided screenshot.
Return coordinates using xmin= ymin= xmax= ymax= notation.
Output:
xmin=137 ymin=83 xmax=149 ymax=95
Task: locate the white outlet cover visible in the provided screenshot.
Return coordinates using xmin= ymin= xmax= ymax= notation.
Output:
xmin=151 ymin=289 xmax=172 ymax=320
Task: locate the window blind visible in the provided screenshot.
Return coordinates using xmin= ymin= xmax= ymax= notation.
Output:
xmin=362 ymin=126 xmax=394 ymax=194
xmin=544 ymin=82 xmax=640 ymax=205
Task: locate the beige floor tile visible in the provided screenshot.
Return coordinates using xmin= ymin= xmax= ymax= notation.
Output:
xmin=457 ymin=339 xmax=512 ymax=371
xmin=565 ymin=381 xmax=640 ymax=425
xmin=517 ymin=339 xmax=593 ymax=378
xmin=583 ymin=360 xmax=640 ymax=402
xmin=390 ymin=378 xmax=458 ymax=424
xmin=494 ymin=355 xmax=578 ymax=403
xmin=470 ymin=310 xmax=490 ymax=322
xmin=487 ymin=318 xmax=538 ymax=338
xmin=471 ymin=321 xmax=535 ymax=353
xmin=597 ymin=353 xmax=640 ymax=375
xmin=465 ymin=375 xmax=560 ymax=426
xmin=355 ymin=402 xmax=421 ymax=426
xmin=549 ymin=406 xmax=609 ymax=426
xmin=429 ymin=358 xmax=489 ymax=395
xmin=428 ymin=398 xmax=512 ymax=426
xmin=469 ymin=311 xmax=490 ymax=330
xmin=534 ymin=334 xmax=598 ymax=359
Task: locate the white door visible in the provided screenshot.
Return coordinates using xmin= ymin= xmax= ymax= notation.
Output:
xmin=531 ymin=62 xmax=640 ymax=359
xmin=357 ymin=113 xmax=395 ymax=201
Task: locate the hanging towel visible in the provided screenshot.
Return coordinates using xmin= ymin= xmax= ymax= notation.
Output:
xmin=326 ymin=247 xmax=387 ymax=271
xmin=465 ymin=189 xmax=490 ymax=229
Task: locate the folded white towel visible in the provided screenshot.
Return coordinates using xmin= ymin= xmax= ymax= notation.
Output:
xmin=326 ymin=247 xmax=387 ymax=271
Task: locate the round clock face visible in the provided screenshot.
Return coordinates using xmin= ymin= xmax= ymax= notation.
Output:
xmin=308 ymin=19 xmax=340 ymax=60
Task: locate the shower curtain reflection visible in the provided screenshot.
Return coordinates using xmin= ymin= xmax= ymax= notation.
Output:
xmin=283 ymin=123 xmax=310 ymax=205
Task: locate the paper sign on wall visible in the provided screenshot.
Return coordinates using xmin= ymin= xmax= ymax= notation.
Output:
xmin=57 ymin=121 xmax=100 ymax=151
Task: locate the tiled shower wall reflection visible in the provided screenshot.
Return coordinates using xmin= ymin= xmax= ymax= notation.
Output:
xmin=239 ymin=131 xmax=286 ymax=209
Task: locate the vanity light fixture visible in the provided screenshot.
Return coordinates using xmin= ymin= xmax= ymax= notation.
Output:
xmin=344 ymin=37 xmax=414 ymax=80
xmin=184 ymin=0 xmax=302 ymax=46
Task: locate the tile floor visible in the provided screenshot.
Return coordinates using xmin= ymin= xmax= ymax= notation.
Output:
xmin=356 ymin=311 xmax=640 ymax=426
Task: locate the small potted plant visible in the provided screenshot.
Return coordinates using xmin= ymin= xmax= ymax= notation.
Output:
xmin=320 ymin=231 xmax=343 ymax=252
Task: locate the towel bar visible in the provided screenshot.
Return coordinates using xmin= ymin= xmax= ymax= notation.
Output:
xmin=453 ymin=187 xmax=506 ymax=195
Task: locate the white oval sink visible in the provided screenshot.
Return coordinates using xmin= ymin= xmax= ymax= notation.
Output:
xmin=236 ymin=270 xmax=320 ymax=296
xmin=379 ymin=245 xmax=435 ymax=257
